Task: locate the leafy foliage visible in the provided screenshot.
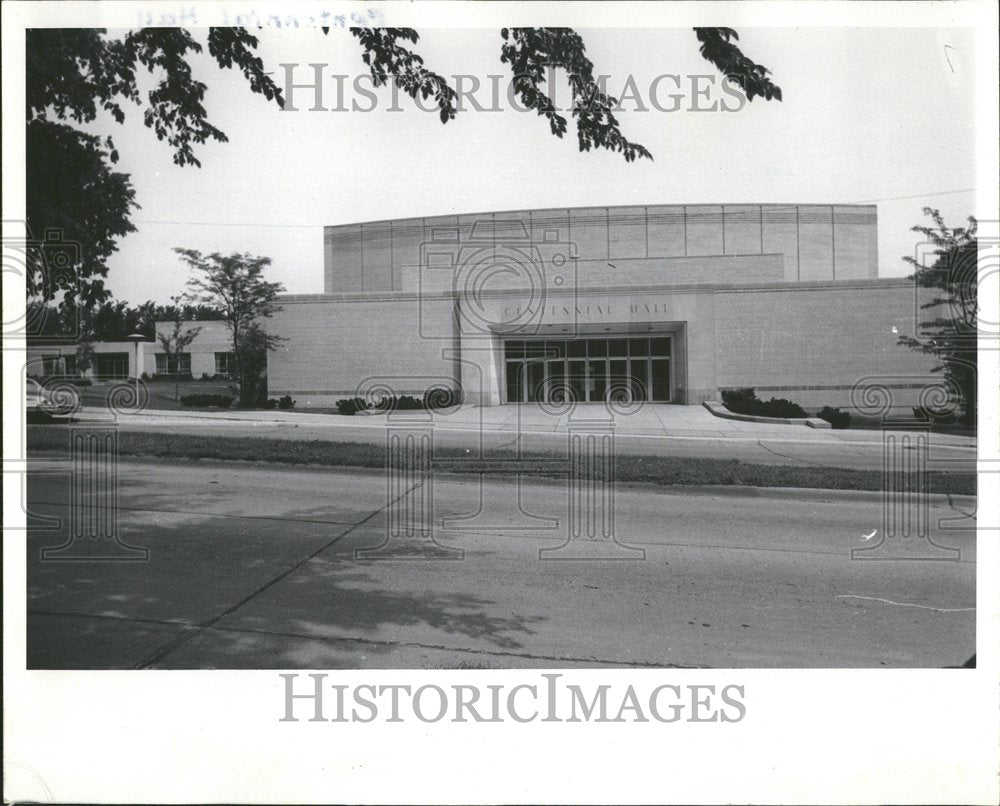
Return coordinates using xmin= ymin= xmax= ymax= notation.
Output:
xmin=27 ymin=298 xmax=224 ymax=341
xmin=350 ymin=28 xmax=457 ymax=124
xmin=336 ymin=396 xmax=372 ymax=416
xmin=179 ymin=393 xmax=233 ymax=408
xmin=721 ymin=387 xmax=808 ymax=419
xmin=26 ymin=27 xmax=284 ymax=309
xmin=177 ymin=249 xmax=285 ymax=408
xmin=816 ymin=406 xmax=852 ymax=429
xmin=897 ymin=208 xmax=978 ymax=426
xmin=25 ymin=120 xmax=137 ymax=306
xmin=693 ymin=28 xmax=783 ymax=102
xmin=157 ymin=296 xmax=203 ymax=400
xmin=500 ymin=28 xmax=652 ymax=163
xmin=27 ymin=25 xmax=781 ymax=309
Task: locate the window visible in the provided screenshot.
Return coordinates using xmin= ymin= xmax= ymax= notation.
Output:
xmin=155 ymin=353 xmax=191 ymax=376
xmin=214 ymin=352 xmax=235 ymax=376
xmin=503 ymin=337 xmax=672 ymax=403
xmin=628 ymin=338 xmax=649 ymax=357
xmin=650 ymin=338 xmax=670 ymax=357
xmin=95 ymin=353 xmax=130 ymax=380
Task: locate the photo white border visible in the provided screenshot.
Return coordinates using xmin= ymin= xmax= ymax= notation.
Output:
xmin=3 ymin=2 xmax=998 ymax=803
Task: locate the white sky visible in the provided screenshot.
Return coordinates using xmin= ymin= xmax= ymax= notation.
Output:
xmin=94 ymin=25 xmax=979 ymax=302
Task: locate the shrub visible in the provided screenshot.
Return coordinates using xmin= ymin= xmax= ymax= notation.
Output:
xmin=179 ymin=393 xmax=233 ymax=408
xmin=721 ymin=387 xmax=807 ymax=419
xmin=335 ymin=389 xmax=461 ymax=415
xmin=817 ymin=406 xmax=852 ymax=429
xmin=264 ymin=398 xmax=279 ymax=410
xmin=721 ymin=387 xmax=758 ymax=412
xmin=372 ymin=394 xmax=424 ymax=411
xmin=423 ymin=387 xmax=462 ymax=409
xmin=913 ymin=406 xmax=956 ymax=424
xmin=278 ymin=394 xmax=295 ymax=410
xmin=756 ymin=397 xmax=808 ymax=418
xmin=335 ymin=397 xmax=371 ymax=416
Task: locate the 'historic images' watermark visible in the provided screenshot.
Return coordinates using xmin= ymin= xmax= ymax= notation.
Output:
xmin=279 ymin=673 xmax=746 ymax=724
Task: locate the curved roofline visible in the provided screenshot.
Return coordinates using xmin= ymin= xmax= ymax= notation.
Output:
xmin=323 ymin=202 xmax=878 ymax=231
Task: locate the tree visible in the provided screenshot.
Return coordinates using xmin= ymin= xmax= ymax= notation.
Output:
xmin=156 ymin=296 xmax=203 ymax=400
xmin=176 ymin=250 xmax=285 ymax=407
xmin=27 ymin=298 xmax=224 ymax=343
xmin=75 ymin=339 xmax=96 ymax=379
xmin=897 ymin=208 xmax=978 ymax=427
xmin=236 ymin=326 xmax=272 ymax=409
xmin=27 ymin=26 xmax=782 ymax=310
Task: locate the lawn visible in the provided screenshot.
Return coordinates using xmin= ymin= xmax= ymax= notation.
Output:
xmin=26 ymin=426 xmax=976 ymax=495
xmin=77 ymin=379 xmax=238 ymax=411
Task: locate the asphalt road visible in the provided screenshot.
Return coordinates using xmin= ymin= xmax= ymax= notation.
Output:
xmin=26 ymin=460 xmax=976 ymax=669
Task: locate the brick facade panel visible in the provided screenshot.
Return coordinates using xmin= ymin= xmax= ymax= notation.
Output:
xmin=266 ymin=296 xmax=457 ymax=406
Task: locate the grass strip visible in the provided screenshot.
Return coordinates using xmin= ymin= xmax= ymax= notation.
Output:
xmin=26 ymin=426 xmax=976 ymax=495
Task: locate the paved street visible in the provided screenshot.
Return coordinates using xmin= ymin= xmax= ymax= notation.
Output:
xmin=71 ymin=402 xmax=977 ymax=471
xmin=26 ymin=460 xmax=976 ymax=669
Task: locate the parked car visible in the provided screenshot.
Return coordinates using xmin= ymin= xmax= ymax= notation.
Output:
xmin=26 ymin=377 xmax=79 ymax=418
xmin=25 ymin=378 xmax=51 ymax=413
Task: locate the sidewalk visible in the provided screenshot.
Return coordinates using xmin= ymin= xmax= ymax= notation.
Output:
xmin=77 ymin=402 xmax=978 ymax=450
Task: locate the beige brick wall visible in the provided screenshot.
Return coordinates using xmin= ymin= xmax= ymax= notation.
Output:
xmin=266 ymin=294 xmax=459 ymax=407
xmin=714 ymin=280 xmax=937 ymax=411
xmin=269 ymin=277 xmax=938 ymax=412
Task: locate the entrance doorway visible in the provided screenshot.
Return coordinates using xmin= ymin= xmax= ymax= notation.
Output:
xmin=503 ymin=337 xmax=671 ymax=403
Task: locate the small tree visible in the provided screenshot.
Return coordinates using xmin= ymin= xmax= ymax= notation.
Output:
xmin=75 ymin=339 xmax=95 ymax=378
xmin=157 ymin=297 xmax=202 ymax=401
xmin=897 ymin=207 xmax=978 ymax=427
xmin=176 ymin=250 xmax=284 ymax=408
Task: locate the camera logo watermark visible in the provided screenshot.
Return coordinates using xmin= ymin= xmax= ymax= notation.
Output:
xmin=3 ymin=224 xmax=82 ymax=341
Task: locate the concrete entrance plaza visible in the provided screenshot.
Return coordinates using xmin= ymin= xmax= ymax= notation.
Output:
xmin=79 ymin=402 xmax=977 ymax=472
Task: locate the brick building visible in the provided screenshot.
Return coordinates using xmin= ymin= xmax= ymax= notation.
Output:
xmin=266 ymin=204 xmax=935 ymax=412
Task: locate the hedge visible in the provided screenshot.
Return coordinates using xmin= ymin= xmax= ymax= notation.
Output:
xmin=179 ymin=393 xmax=233 ymax=408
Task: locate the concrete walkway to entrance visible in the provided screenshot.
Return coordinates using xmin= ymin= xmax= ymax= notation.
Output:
xmin=78 ymin=402 xmax=977 ymax=447
xmin=57 ymin=402 xmax=977 ymax=474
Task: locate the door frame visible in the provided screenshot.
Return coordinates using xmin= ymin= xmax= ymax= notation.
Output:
xmin=502 ymin=336 xmax=673 ymax=404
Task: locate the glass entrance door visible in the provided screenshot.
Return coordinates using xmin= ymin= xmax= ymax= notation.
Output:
xmin=504 ymin=337 xmax=671 ymax=404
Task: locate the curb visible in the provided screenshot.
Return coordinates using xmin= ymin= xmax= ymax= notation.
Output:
xmin=26 ymin=451 xmax=976 ymax=508
xmin=702 ymin=400 xmax=829 ymax=428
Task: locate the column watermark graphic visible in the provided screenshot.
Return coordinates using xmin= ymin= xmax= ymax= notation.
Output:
xmin=40 ymin=424 xmax=147 ymax=562
xmin=849 ymin=379 xmax=964 ymax=562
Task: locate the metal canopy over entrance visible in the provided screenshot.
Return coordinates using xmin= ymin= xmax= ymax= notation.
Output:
xmin=503 ymin=336 xmax=671 ymax=404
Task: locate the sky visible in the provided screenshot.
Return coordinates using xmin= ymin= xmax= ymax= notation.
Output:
xmin=87 ymin=25 xmax=979 ymax=303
